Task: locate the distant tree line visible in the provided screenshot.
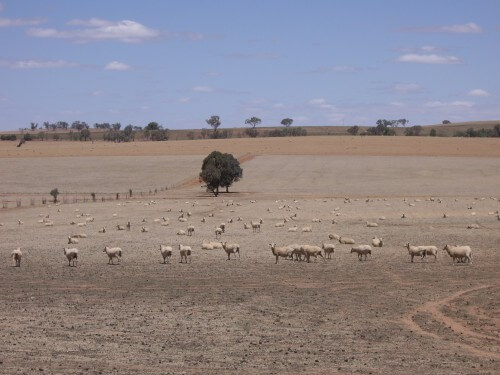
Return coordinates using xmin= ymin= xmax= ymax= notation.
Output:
xmin=454 ymin=125 xmax=500 ymax=138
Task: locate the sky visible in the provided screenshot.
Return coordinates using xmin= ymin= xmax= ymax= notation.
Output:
xmin=0 ymin=0 xmax=499 ymax=130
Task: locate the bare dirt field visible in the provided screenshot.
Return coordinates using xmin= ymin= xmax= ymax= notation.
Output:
xmin=0 ymin=137 xmax=499 ymax=374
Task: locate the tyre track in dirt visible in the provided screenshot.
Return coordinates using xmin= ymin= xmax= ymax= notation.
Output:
xmin=401 ymin=285 xmax=500 ymax=360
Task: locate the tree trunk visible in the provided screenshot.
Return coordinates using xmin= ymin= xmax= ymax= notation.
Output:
xmin=226 ymin=186 xmax=229 ymax=193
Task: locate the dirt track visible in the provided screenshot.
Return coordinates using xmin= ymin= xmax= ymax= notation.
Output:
xmin=0 ymin=138 xmax=499 ymax=374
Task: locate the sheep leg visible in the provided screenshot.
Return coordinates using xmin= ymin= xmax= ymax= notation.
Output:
xmin=275 ymin=255 xmax=279 ymax=264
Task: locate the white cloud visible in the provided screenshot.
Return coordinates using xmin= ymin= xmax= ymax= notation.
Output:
xmin=91 ymin=90 xmax=104 ymax=96
xmin=0 ymin=17 xmax=44 ymax=27
xmin=308 ymin=98 xmax=345 ymax=123
xmin=401 ymin=22 xmax=482 ymax=34
xmin=390 ymin=101 xmax=405 ymax=107
xmin=272 ymin=102 xmax=285 ymax=109
xmin=192 ymin=86 xmax=213 ymax=93
xmin=393 ymin=83 xmax=421 ymax=94
xmin=0 ymin=59 xmax=77 ymax=69
xmin=179 ymin=97 xmax=191 ymax=103
xmin=397 ymin=54 xmax=462 ymax=64
xmin=424 ymin=101 xmax=474 ymax=108
xmin=105 ymin=61 xmax=131 ymax=71
xmin=28 ymin=19 xmax=160 ymax=43
xmin=468 ymin=89 xmax=489 ymax=97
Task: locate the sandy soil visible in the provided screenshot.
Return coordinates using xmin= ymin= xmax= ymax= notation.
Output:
xmin=0 ymin=138 xmax=499 ymax=374
xmin=1 ymin=136 xmax=500 ymax=158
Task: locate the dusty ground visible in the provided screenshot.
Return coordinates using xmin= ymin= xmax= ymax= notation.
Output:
xmin=0 ymin=138 xmax=499 ymax=374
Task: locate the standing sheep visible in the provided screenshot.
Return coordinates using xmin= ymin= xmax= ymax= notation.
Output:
xmin=215 ymin=227 xmax=223 ymax=239
xmin=187 ymin=225 xmax=195 ymax=236
xmin=301 ymin=245 xmax=324 ymax=262
xmin=68 ymin=236 xmax=79 ymax=245
xmin=11 ymin=248 xmax=22 ymax=267
xmin=160 ymin=245 xmax=173 ymax=264
xmin=322 ymin=243 xmax=335 ymax=259
xmin=269 ymin=243 xmax=292 ymax=264
xmin=404 ymin=243 xmax=426 ymax=263
xmin=103 ymin=246 xmax=122 ymax=265
xmin=179 ymin=244 xmax=192 ymax=263
xmin=371 ymin=237 xmax=383 ymax=248
xmin=63 ymin=247 xmax=78 ymax=267
xmin=351 ymin=245 xmax=372 ymax=261
xmin=222 ymin=242 xmax=240 ymax=260
xmin=443 ymin=245 xmax=473 ymax=264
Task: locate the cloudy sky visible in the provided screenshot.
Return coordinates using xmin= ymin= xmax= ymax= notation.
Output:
xmin=0 ymin=0 xmax=498 ymax=130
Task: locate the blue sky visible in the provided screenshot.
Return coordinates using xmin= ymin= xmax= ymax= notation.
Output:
xmin=0 ymin=0 xmax=498 ymax=130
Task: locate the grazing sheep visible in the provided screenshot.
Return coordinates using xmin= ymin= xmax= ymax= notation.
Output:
xmin=301 ymin=226 xmax=312 ymax=233
xmin=72 ymin=233 xmax=87 ymax=238
xmin=116 ymin=225 xmax=125 ymax=231
xmin=329 ymin=233 xmax=340 ymax=241
xmin=98 ymin=227 xmax=106 ymax=233
xmin=351 ymin=245 xmax=372 ymax=261
xmin=177 ymin=229 xmax=186 ymax=236
xmin=103 ymin=246 xmax=122 ymax=265
xmin=301 ymin=245 xmax=324 ymax=262
xmin=222 ymin=242 xmax=240 ymax=260
xmin=404 ymin=243 xmax=426 ymax=263
xmin=243 ymin=223 xmax=251 ymax=230
xmin=68 ymin=236 xmax=79 ymax=245
xmin=141 ymin=226 xmax=149 ymax=233
xmin=269 ymin=243 xmax=292 ymax=264
xmin=420 ymin=246 xmax=438 ymax=261
xmin=179 ymin=244 xmax=192 ymax=263
xmin=443 ymin=245 xmax=473 ymax=264
xmin=288 ymin=226 xmax=298 ymax=232
xmin=215 ymin=227 xmax=223 ymax=239
xmin=339 ymin=236 xmax=355 ymax=245
xmin=467 ymin=224 xmax=480 ymax=229
xmin=187 ymin=225 xmax=195 ymax=236
xmin=366 ymin=221 xmax=378 ymax=228
xmin=63 ymin=247 xmax=78 ymax=267
xmin=11 ymin=248 xmax=22 ymax=267
xmin=322 ymin=243 xmax=335 ymax=259
xmin=371 ymin=237 xmax=384 ymax=248
xmin=160 ymin=245 xmax=173 ymax=264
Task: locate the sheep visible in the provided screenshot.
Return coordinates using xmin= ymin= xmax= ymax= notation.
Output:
xmin=301 ymin=226 xmax=312 ymax=233
xmin=77 ymin=222 xmax=86 ymax=227
xmin=179 ymin=244 xmax=192 ymax=263
xmin=68 ymin=236 xmax=79 ymax=245
xmin=329 ymin=233 xmax=340 ymax=241
xmin=401 ymin=213 xmax=407 ymax=219
xmin=371 ymin=237 xmax=384 ymax=248
xmin=420 ymin=246 xmax=438 ymax=261
xmin=116 ymin=225 xmax=125 ymax=231
xmin=222 ymin=242 xmax=240 ymax=260
xmin=126 ymin=221 xmax=131 ymax=231
xmin=301 ymin=245 xmax=324 ymax=262
xmin=243 ymin=223 xmax=251 ymax=230
xmin=159 ymin=245 xmax=172 ymax=264
xmin=275 ymin=221 xmax=285 ymax=228
xmin=404 ymin=243 xmax=426 ymax=263
xmin=201 ymin=217 xmax=206 ymax=223
xmin=201 ymin=240 xmax=214 ymax=250
xmin=287 ymin=244 xmax=304 ymax=261
xmin=178 ymin=217 xmax=188 ymax=223
xmin=44 ymin=221 xmax=54 ymax=227
xmin=98 ymin=227 xmax=106 ymax=233
xmin=312 ymin=218 xmax=321 ymax=223
xmin=11 ymin=248 xmax=22 ymax=267
xmin=443 ymin=213 xmax=448 ymax=218
xmin=141 ymin=226 xmax=149 ymax=233
xmin=187 ymin=225 xmax=195 ymax=236
xmin=467 ymin=224 xmax=480 ymax=229
xmin=288 ymin=226 xmax=298 ymax=232
xmin=215 ymin=227 xmax=223 ymax=239
xmin=269 ymin=243 xmax=292 ymax=264
xmin=18 ymin=219 xmax=23 ymax=225
xmin=366 ymin=221 xmax=378 ymax=228
xmin=103 ymin=246 xmax=122 ymax=265
xmin=72 ymin=233 xmax=87 ymax=238
xmin=63 ymin=247 xmax=78 ymax=267
xmin=85 ymin=217 xmax=94 ymax=222
xmin=322 ymin=243 xmax=335 ymax=259
xmin=251 ymin=220 xmax=261 ymax=233
xmin=351 ymin=245 xmax=372 ymax=261
xmin=339 ymin=236 xmax=355 ymax=245
xmin=219 ymin=223 xmax=226 ymax=233
xmin=443 ymin=245 xmax=473 ymax=264
xmin=177 ymin=229 xmax=186 ymax=236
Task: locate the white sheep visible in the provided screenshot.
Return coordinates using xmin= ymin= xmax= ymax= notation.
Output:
xmin=269 ymin=243 xmax=292 ymax=264
xmin=321 ymin=243 xmax=335 ymax=259
xmin=177 ymin=229 xmax=186 ymax=236
xmin=179 ymin=244 xmax=192 ymax=263
xmin=275 ymin=221 xmax=285 ymax=228
xmin=160 ymin=245 xmax=172 ymax=264
xmin=178 ymin=217 xmax=188 ymax=223
xmin=312 ymin=218 xmax=321 ymax=223
xmin=301 ymin=245 xmax=324 ymax=262
xmin=328 ymin=233 xmax=340 ymax=241
xmin=116 ymin=225 xmax=125 ymax=231
xmin=404 ymin=243 xmax=426 ymax=263
xmin=366 ymin=221 xmax=378 ymax=227
xmin=339 ymin=236 xmax=355 ymax=245
xmin=63 ymin=247 xmax=78 ymax=267
xmin=72 ymin=233 xmax=87 ymax=238
xmin=467 ymin=224 xmax=480 ymax=229
xmin=18 ymin=219 xmax=23 ymax=225
xmin=201 ymin=217 xmax=206 ymax=223
xmin=11 ymin=248 xmax=22 ymax=267
xmin=351 ymin=245 xmax=372 ymax=261
xmin=201 ymin=240 xmax=214 ymax=250
xmin=68 ymin=236 xmax=79 ymax=245
xmin=222 ymin=242 xmax=240 ymax=260
xmin=288 ymin=226 xmax=298 ymax=232
xmin=443 ymin=245 xmax=473 ymax=264
xmin=141 ymin=226 xmax=149 ymax=233
xmin=243 ymin=223 xmax=251 ymax=230
xmin=98 ymin=227 xmax=106 ymax=233
xmin=301 ymin=226 xmax=312 ymax=232
xmin=419 ymin=246 xmax=438 ymax=261
xmin=215 ymin=227 xmax=223 ymax=239
xmin=187 ymin=225 xmax=195 ymax=236
xmin=126 ymin=221 xmax=131 ymax=231
xmin=371 ymin=237 xmax=383 ymax=248
xmin=103 ymin=246 xmax=122 ymax=265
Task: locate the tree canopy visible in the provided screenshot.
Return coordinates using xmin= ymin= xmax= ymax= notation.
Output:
xmin=281 ymin=118 xmax=293 ymax=127
xmin=199 ymin=151 xmax=243 ymax=196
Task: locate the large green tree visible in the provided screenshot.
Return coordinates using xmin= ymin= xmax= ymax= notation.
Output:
xmin=199 ymin=151 xmax=243 ymax=196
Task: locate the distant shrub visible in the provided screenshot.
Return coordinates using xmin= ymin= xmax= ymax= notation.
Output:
xmin=442 ymin=120 xmax=451 ymax=124
xmin=267 ymin=127 xmax=307 ymax=137
xmin=245 ymin=128 xmax=259 ymax=138
xmin=0 ymin=134 xmax=17 ymax=141
xmin=23 ymin=133 xmax=33 ymax=141
xmin=186 ymin=131 xmax=195 ymax=140
xmin=429 ymin=129 xmax=437 ymax=137
xmin=405 ymin=125 xmax=423 ymax=136
xmin=347 ymin=125 xmax=359 ymax=135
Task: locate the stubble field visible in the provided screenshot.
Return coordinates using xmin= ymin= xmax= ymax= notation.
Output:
xmin=0 ymin=137 xmax=499 ymax=374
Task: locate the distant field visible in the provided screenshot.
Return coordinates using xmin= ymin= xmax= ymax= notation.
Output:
xmin=0 ymin=136 xmax=499 ymax=158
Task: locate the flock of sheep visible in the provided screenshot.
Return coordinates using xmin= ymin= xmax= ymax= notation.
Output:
xmin=7 ymin=196 xmax=497 ymax=269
